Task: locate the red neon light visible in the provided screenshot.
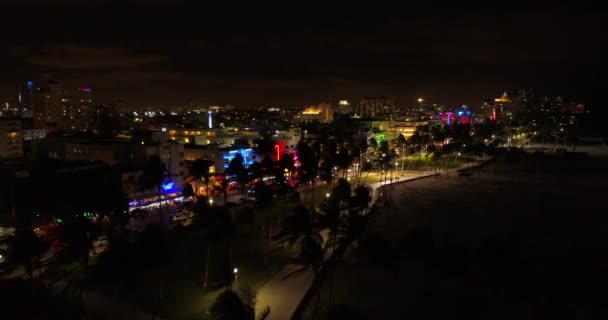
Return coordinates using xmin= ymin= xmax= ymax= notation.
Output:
xmin=275 ymin=144 xmax=280 ymax=161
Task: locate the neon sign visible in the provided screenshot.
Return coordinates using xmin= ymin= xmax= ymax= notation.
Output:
xmin=223 ymin=148 xmax=254 ymax=168
xmin=275 ymin=144 xmax=280 ymax=161
xmin=162 ymin=181 xmax=174 ymax=191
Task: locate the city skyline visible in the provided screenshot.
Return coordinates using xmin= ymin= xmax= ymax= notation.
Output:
xmin=0 ymin=3 xmax=606 ymax=109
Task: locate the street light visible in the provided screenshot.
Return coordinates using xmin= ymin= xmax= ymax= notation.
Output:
xmin=233 ymin=268 xmax=238 ymax=286
xmin=209 ymin=198 xmax=213 ymax=205
xmin=326 ymin=193 xmax=330 ymax=198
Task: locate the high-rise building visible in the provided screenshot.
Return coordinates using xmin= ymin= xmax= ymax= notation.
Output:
xmin=491 ymin=90 xmax=513 ymax=120
xmin=513 ymin=88 xmax=535 ymax=114
xmin=336 ymin=100 xmax=351 ymax=115
xmin=17 ymin=81 xmax=35 ymax=117
xmin=357 ymin=97 xmax=395 ymax=117
xmin=28 ymin=81 xmax=94 ymax=130
xmin=58 ymin=87 xmax=94 ymax=130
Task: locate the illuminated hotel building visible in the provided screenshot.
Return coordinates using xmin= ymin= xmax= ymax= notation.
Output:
xmin=336 ymin=100 xmax=351 ymax=115
xmin=299 ymin=102 xmax=333 ymax=122
xmin=28 ymin=80 xmax=94 ymax=130
xmin=47 ymin=131 xmax=185 ymax=187
xmin=389 ymin=118 xmax=427 ymax=138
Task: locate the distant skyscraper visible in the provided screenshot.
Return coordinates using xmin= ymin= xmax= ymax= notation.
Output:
xmin=492 ymin=90 xmax=513 ymax=120
xmin=357 ymin=97 xmax=394 ymax=117
xmin=27 ymin=80 xmax=93 ymax=130
xmin=336 ymin=100 xmax=351 ymax=115
xmin=514 ymin=88 xmax=535 ymax=114
xmin=17 ymin=81 xmax=35 ymax=117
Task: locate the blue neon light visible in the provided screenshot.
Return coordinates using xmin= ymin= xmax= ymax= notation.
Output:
xmin=162 ymin=182 xmax=174 ymax=191
xmin=458 ymin=111 xmax=463 ymax=116
xmin=27 ymin=81 xmax=33 ymax=86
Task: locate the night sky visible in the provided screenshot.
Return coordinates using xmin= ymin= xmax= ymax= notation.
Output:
xmin=0 ymin=2 xmax=606 ymax=109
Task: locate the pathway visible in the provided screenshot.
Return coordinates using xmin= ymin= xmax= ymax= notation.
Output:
xmin=254 ymin=171 xmax=435 ymax=320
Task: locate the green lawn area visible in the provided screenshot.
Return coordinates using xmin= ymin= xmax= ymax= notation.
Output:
xmin=80 ymin=203 xmax=296 ymax=320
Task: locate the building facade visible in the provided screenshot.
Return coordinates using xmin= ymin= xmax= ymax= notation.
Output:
xmin=0 ymin=120 xmax=23 ymax=159
xmin=357 ymin=97 xmax=395 ymax=117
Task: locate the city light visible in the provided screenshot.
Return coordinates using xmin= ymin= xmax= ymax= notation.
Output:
xmin=162 ymin=181 xmax=175 ymax=191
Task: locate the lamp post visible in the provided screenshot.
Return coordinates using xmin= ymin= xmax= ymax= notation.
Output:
xmin=233 ymin=268 xmax=238 ymax=288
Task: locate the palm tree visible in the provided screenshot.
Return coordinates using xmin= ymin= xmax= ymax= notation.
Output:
xmin=215 ymin=175 xmax=230 ymax=205
xmin=199 ymin=206 xmax=234 ymax=288
xmin=296 ymin=140 xmax=314 ymax=203
xmin=138 ymin=155 xmax=172 ymax=302
xmin=63 ymin=215 xmax=98 ymax=267
xmin=139 ymin=155 xmax=171 ymax=225
xmin=335 ymin=145 xmax=352 ymax=179
xmin=227 ymin=153 xmax=248 ymax=199
xmin=182 ymin=183 xmax=195 ymax=200
xmin=368 ymin=137 xmax=378 ymax=150
xmin=273 ymin=205 xmax=323 ymax=249
xmin=12 ymin=223 xmax=45 ymax=279
xmin=190 ymin=158 xmax=213 ymax=197
xmin=271 ymin=205 xmax=325 ymax=312
xmin=310 ymin=141 xmax=321 ymax=207
xmin=260 ymin=155 xmax=274 ymax=179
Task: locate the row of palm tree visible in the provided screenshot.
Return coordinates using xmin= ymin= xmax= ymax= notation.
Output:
xmin=272 ymin=178 xmax=372 ymax=314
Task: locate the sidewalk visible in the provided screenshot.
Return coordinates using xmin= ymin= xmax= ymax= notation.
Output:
xmin=254 ymin=171 xmax=433 ymax=320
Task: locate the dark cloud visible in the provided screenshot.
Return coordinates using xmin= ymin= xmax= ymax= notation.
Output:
xmin=26 ymin=44 xmax=168 ymax=69
xmin=0 ymin=4 xmax=606 ymax=107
